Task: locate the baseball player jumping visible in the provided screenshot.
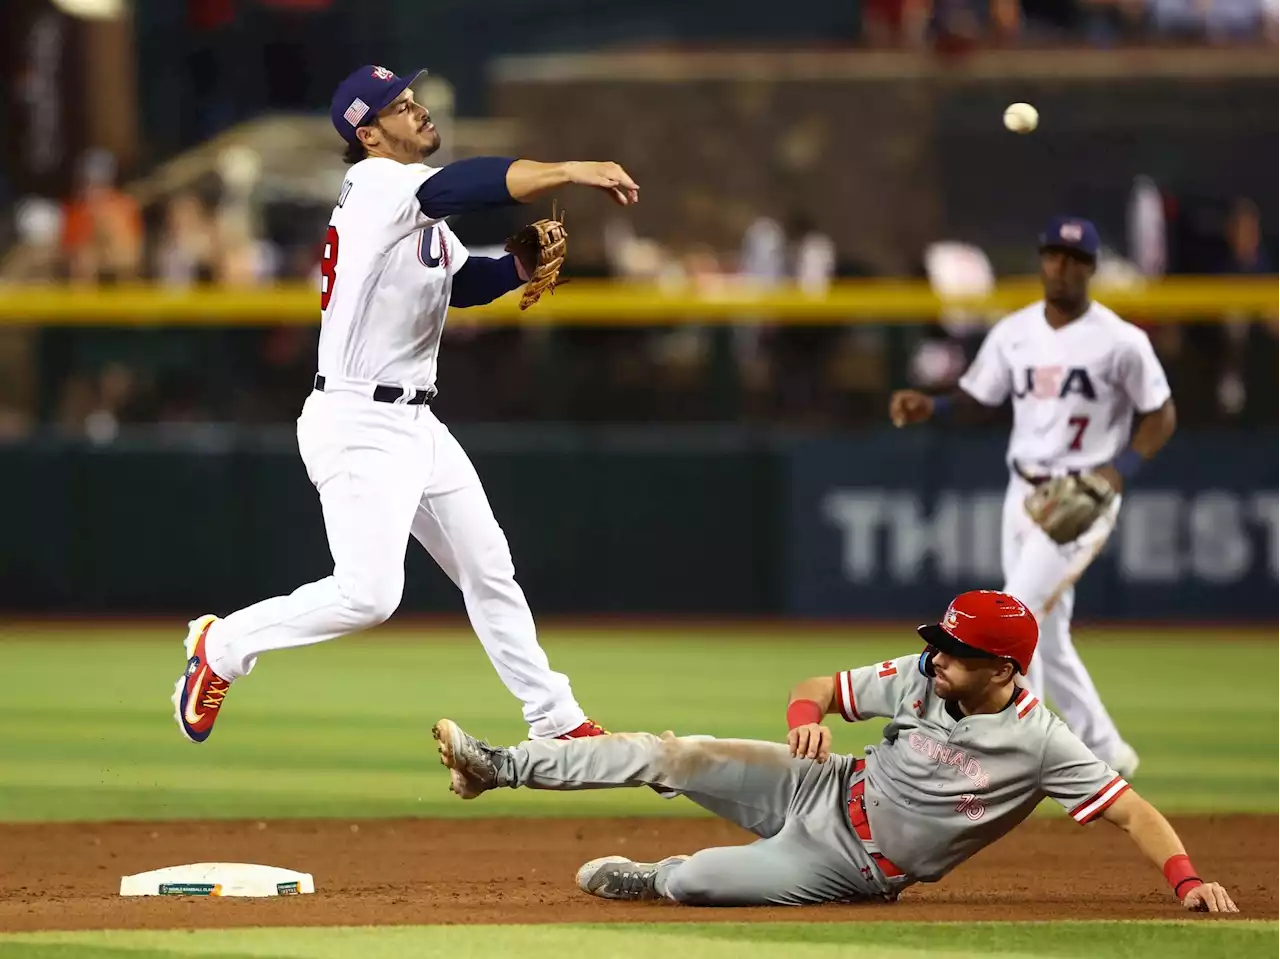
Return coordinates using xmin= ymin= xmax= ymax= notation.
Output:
xmin=174 ymin=65 xmax=640 ymax=744
xmin=432 ymin=590 xmax=1236 ymax=913
xmin=888 ymin=218 xmax=1177 ymax=777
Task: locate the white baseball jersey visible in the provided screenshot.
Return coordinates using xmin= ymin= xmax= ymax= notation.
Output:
xmin=959 ymin=301 xmax=1171 ymax=474
xmin=318 ymin=157 xmax=470 ymax=389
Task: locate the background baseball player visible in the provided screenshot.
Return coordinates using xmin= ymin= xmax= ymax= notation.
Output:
xmin=432 ymin=590 xmax=1236 ymax=913
xmin=174 ymin=64 xmax=640 ymax=744
xmin=887 ymin=218 xmax=1177 ymax=777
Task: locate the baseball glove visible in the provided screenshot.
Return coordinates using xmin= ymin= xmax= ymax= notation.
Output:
xmin=1024 ymin=472 xmax=1116 ymax=545
xmin=505 ymin=211 xmax=568 ymax=310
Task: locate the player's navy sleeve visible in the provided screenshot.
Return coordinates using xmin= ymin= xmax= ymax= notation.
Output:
xmin=416 ymin=157 xmax=517 ymax=218
xmin=449 ymin=254 xmax=523 ymax=308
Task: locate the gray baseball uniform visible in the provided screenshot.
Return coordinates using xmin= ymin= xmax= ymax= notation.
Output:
xmin=490 ymin=652 xmax=1129 ymax=905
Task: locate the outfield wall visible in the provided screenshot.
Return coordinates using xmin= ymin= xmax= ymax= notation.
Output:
xmin=2 ymin=428 xmax=1275 ymax=620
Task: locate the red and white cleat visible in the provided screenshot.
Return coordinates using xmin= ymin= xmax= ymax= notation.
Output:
xmin=171 ymin=615 xmax=232 ymax=743
xmin=557 ymin=719 xmax=609 ymax=740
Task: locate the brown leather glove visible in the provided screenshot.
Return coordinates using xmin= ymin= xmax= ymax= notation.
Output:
xmin=505 ymin=214 xmax=568 ymax=310
xmin=1023 ymin=472 xmax=1116 ymax=545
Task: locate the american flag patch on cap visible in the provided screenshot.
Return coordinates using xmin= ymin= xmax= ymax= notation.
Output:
xmin=343 ymin=98 xmax=370 ymax=126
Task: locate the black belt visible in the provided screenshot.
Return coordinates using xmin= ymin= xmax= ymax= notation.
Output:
xmin=1014 ymin=463 xmax=1092 ymax=485
xmin=313 ymin=374 xmax=434 ymax=406
xmin=1014 ymin=464 xmax=1052 ymax=485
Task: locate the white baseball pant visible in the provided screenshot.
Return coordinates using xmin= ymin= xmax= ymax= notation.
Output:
xmin=1001 ymin=473 xmax=1125 ymax=765
xmin=202 ymin=383 xmax=587 ymax=739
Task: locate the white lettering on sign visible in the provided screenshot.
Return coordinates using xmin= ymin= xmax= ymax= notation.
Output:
xmin=824 ymin=489 xmax=1278 ymax=586
xmin=823 ymin=491 xmax=1002 ymax=584
xmin=886 ymin=493 xmax=963 ymax=582
xmin=1250 ymin=493 xmax=1278 ymax=577
xmin=822 ymin=492 xmax=884 ymax=583
xmin=1117 ymin=493 xmax=1182 ymax=582
xmin=1188 ymin=492 xmax=1252 ymax=584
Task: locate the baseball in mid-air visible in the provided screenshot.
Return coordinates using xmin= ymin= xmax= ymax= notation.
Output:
xmin=1003 ymin=102 xmax=1039 ymax=134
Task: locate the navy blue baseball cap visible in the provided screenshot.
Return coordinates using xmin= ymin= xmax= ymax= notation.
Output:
xmin=1038 ymin=216 xmax=1100 ymax=261
xmin=330 ymin=65 xmax=427 ymax=144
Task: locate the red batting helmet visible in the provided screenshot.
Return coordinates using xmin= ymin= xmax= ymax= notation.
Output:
xmin=917 ymin=590 xmax=1038 ymax=675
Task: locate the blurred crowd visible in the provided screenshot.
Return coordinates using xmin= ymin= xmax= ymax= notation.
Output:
xmin=0 ymin=145 xmax=331 ymax=439
xmin=0 ymin=0 xmax=1274 ymax=440
xmin=0 ymin=144 xmax=1272 ymax=440
xmin=7 ymin=148 xmax=315 ymax=288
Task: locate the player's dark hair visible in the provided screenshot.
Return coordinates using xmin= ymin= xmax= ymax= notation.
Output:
xmin=343 ymin=140 xmax=367 ymax=165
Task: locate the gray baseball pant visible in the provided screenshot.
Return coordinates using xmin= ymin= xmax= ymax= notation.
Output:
xmin=499 ymin=731 xmax=900 ymax=905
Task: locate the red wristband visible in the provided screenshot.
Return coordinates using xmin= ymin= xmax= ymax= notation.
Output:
xmin=1162 ymin=854 xmax=1201 ymax=899
xmin=786 ymin=699 xmax=824 ymax=730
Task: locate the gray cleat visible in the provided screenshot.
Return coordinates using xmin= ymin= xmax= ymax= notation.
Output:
xmin=432 ymin=719 xmax=504 ymax=799
xmin=575 ymin=855 xmax=690 ymax=901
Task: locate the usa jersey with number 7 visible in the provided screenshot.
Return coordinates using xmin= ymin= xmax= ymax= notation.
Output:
xmin=959 ymin=300 xmax=1171 ymax=476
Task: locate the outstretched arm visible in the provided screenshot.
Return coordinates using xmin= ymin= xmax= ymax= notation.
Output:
xmin=1101 ymin=789 xmax=1238 ymax=913
xmin=889 ymin=387 xmax=997 ymax=427
xmin=890 ymin=323 xmax=1011 ymax=427
xmin=506 ymin=160 xmax=639 ymax=206
xmin=416 ymin=157 xmax=639 ymax=220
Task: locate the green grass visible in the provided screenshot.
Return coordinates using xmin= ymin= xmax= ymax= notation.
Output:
xmin=0 ymin=624 xmax=1275 ymax=821
xmin=0 ymin=626 xmax=1275 ymax=951
xmin=1 ymin=921 xmax=1275 ymax=959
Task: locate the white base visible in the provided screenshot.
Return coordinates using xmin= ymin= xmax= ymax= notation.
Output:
xmin=119 ymin=862 xmax=315 ymax=897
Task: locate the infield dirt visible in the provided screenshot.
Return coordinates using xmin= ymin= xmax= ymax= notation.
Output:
xmin=1 ymin=814 xmax=1272 ymax=931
